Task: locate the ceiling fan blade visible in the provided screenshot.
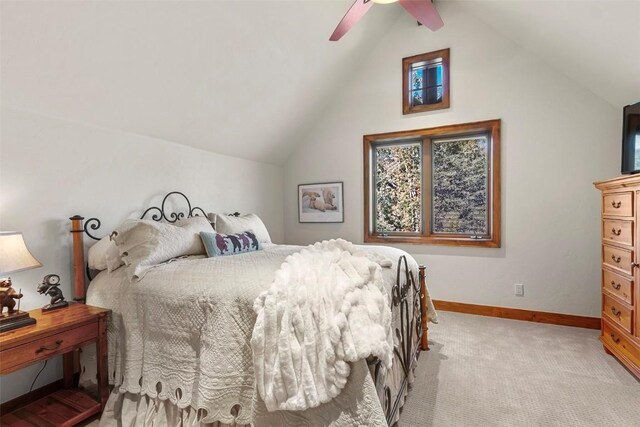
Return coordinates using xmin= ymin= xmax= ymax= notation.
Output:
xmin=329 ymin=0 xmax=374 ymax=41
xmin=398 ymin=0 xmax=444 ymax=31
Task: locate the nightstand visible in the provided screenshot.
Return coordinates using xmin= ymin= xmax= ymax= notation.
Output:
xmin=0 ymin=304 xmax=110 ymax=426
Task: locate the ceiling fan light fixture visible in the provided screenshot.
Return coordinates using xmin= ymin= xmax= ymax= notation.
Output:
xmin=330 ymin=0 xmax=443 ymax=41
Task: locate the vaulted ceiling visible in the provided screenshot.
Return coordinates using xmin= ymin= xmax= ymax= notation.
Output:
xmin=1 ymin=0 xmax=401 ymax=164
xmin=450 ymin=0 xmax=640 ymax=109
xmin=2 ymin=1 xmax=638 ymax=165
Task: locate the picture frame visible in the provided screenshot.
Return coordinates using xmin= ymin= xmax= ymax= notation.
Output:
xmin=298 ymin=182 xmax=344 ymax=223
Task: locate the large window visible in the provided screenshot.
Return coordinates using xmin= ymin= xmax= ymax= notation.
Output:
xmin=364 ymin=120 xmax=501 ymax=247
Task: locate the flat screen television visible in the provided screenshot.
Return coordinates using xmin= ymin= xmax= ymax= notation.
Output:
xmin=622 ymin=102 xmax=640 ymax=174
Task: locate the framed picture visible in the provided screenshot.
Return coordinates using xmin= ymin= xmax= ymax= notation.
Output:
xmin=298 ymin=182 xmax=344 ymax=223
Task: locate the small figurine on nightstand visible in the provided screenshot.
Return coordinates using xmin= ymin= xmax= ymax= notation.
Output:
xmin=0 ymin=278 xmax=36 ymax=332
xmin=0 ymin=278 xmax=24 ymax=315
xmin=37 ymin=274 xmax=69 ymax=312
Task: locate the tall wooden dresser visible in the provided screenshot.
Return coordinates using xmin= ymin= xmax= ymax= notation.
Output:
xmin=595 ymin=176 xmax=640 ymax=378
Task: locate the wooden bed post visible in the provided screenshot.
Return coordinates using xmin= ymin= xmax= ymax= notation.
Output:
xmin=419 ymin=265 xmax=429 ymax=351
xmin=70 ymin=215 xmax=86 ymax=303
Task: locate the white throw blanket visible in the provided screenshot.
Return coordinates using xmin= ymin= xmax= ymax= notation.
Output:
xmin=251 ymin=239 xmax=394 ymax=412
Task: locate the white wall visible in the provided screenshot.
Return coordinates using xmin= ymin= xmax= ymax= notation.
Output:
xmin=0 ymin=107 xmax=284 ymax=403
xmin=283 ymin=4 xmax=621 ymax=317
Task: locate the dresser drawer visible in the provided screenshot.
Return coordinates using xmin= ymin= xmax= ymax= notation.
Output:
xmin=603 ymin=321 xmax=640 ymax=366
xmin=602 ymin=245 xmax=634 ymax=275
xmin=603 ymin=269 xmax=634 ymax=305
xmin=603 ymin=294 xmax=633 ymax=334
xmin=603 ymin=192 xmax=633 ymax=217
xmin=602 ymin=219 xmax=634 ymax=246
xmin=0 ymin=323 xmax=97 ymax=372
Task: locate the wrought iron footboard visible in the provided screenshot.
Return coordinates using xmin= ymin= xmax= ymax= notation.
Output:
xmin=369 ymin=255 xmax=424 ymax=426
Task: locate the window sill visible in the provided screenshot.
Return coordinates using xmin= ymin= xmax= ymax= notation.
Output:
xmin=402 ymin=98 xmax=450 ymax=115
xmin=364 ymin=234 xmax=500 ymax=248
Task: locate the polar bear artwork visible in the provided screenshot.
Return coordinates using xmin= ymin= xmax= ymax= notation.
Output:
xmin=303 ymin=189 xmax=337 ymax=212
xmin=299 ymin=182 xmax=344 ymax=223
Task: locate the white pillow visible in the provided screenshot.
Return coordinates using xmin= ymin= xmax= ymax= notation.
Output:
xmin=105 ymin=238 xmax=124 ymax=272
xmin=212 ymin=213 xmax=271 ymax=244
xmin=206 ymin=213 xmax=217 ymax=229
xmin=111 ymin=216 xmax=212 ymax=281
xmin=87 ymin=235 xmax=125 ymax=272
xmin=87 ymin=236 xmax=110 ymax=271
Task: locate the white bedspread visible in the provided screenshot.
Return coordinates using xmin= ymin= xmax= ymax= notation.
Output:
xmin=82 ymin=243 xmax=436 ymax=426
xmin=252 ymin=239 xmax=394 ymax=412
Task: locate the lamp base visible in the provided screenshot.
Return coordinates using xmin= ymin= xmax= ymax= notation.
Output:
xmin=0 ymin=311 xmax=36 ymax=333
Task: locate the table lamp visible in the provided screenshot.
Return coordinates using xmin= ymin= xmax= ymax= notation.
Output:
xmin=0 ymin=232 xmax=42 ymax=332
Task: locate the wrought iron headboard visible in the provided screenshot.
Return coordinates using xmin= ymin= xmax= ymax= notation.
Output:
xmin=80 ymin=191 xmax=208 ymax=242
xmin=69 ymin=191 xmax=211 ymax=301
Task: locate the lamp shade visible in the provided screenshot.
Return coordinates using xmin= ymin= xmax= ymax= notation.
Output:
xmin=0 ymin=232 xmax=42 ymax=275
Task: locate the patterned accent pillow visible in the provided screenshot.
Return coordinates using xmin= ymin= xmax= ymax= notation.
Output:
xmin=209 ymin=213 xmax=272 ymax=244
xmin=200 ymin=231 xmax=262 ymax=257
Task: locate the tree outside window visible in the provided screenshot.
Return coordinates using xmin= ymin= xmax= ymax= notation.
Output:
xmin=364 ymin=120 xmax=501 ymax=247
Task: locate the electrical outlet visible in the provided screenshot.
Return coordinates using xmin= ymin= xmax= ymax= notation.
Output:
xmin=515 ymin=283 xmax=524 ymax=297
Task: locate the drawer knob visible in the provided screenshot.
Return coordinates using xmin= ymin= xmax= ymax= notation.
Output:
xmin=610 ymin=307 xmax=622 ymax=318
xmin=611 ymin=228 xmax=622 ymax=236
xmin=611 ymin=281 xmax=622 ymax=290
xmin=35 ymin=339 xmax=63 ymax=354
xmin=611 ymin=201 xmax=622 ymax=208
xmin=611 ymin=254 xmax=621 ymax=263
xmin=610 ymin=333 xmax=620 ymax=344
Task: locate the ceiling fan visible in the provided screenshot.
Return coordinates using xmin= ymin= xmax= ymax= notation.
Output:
xmin=330 ymin=0 xmax=444 ymax=41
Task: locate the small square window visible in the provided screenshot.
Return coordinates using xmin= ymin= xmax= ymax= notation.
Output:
xmin=403 ymin=49 xmax=450 ymax=114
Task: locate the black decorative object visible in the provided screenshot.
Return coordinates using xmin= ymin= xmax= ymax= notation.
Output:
xmin=140 ymin=191 xmax=207 ymax=223
xmin=37 ymin=274 xmax=69 ymax=312
xmin=83 ymin=218 xmax=102 ymax=241
xmin=81 ymin=191 xmax=207 ymax=243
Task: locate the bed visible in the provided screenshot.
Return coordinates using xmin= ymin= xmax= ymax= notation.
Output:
xmin=71 ymin=192 xmax=436 ymax=426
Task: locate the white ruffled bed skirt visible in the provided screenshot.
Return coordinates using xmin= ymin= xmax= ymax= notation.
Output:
xmin=99 ymin=391 xmax=244 ymax=427
xmin=96 ymin=361 xmax=390 ymax=426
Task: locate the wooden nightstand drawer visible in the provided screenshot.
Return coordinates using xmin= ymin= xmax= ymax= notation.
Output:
xmin=0 ymin=323 xmax=97 ymax=373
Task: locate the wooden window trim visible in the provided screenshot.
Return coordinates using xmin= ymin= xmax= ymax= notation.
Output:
xmin=402 ymin=48 xmax=450 ymax=115
xmin=364 ymin=119 xmax=501 ymax=248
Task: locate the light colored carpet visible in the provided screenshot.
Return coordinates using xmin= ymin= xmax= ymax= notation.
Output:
xmin=400 ymin=312 xmax=640 ymax=427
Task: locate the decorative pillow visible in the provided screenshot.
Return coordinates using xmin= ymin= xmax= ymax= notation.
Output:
xmin=111 ymin=216 xmax=212 ymax=281
xmin=206 ymin=213 xmax=217 ymax=230
xmin=87 ymin=236 xmax=111 ymax=271
xmin=200 ymin=231 xmax=262 ymax=257
xmin=105 ymin=236 xmax=125 ymax=272
xmin=211 ymin=213 xmax=271 ymax=244
xmin=87 ymin=235 xmax=124 ymax=272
